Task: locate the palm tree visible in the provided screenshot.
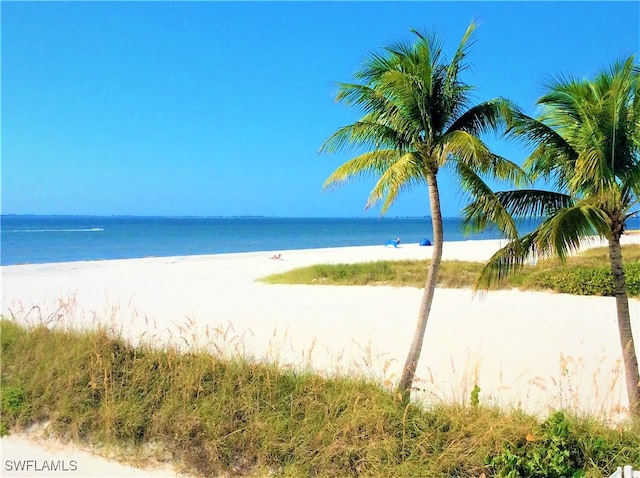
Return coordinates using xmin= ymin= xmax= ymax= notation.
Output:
xmin=463 ymin=56 xmax=640 ymax=414
xmin=320 ymin=23 xmax=523 ymax=400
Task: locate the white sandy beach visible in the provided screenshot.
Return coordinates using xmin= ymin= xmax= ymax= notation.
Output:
xmin=1 ymin=236 xmax=639 ymax=477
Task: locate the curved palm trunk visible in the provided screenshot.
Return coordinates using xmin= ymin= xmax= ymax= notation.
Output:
xmin=608 ymin=235 xmax=640 ymax=415
xmin=398 ymin=172 xmax=444 ymax=401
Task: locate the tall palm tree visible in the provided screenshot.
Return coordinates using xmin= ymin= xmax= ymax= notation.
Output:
xmin=463 ymin=56 xmax=640 ymax=414
xmin=320 ymin=23 xmax=523 ymax=400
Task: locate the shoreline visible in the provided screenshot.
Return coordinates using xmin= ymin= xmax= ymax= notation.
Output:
xmin=0 ymin=236 xmax=503 ymax=269
xmin=4 ymin=230 xmax=639 ymax=269
xmin=3 ymin=227 xmax=639 ymax=269
xmin=1 ymin=215 xmax=532 ymax=268
xmin=2 ymin=236 xmax=639 ymax=477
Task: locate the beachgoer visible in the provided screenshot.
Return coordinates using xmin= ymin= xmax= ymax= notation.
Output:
xmin=269 ymin=253 xmax=282 ymax=260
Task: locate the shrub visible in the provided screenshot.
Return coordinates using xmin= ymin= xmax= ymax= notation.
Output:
xmin=528 ymin=262 xmax=640 ymax=297
xmin=485 ymin=411 xmax=640 ymax=478
xmin=1 ymin=387 xmax=26 ymax=437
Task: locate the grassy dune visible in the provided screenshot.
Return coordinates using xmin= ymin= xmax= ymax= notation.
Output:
xmin=2 ymin=319 xmax=639 ymax=477
xmin=261 ymin=245 xmax=640 ymax=297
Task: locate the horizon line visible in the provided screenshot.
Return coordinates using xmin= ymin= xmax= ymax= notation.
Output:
xmin=1 ymin=213 xmax=442 ymax=220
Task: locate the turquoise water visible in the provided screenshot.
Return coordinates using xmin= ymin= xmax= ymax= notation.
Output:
xmin=2 ymin=214 xmax=626 ymax=266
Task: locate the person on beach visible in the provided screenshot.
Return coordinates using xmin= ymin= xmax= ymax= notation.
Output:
xmin=269 ymin=253 xmax=282 ymax=260
xmin=385 ymin=237 xmax=400 ymax=247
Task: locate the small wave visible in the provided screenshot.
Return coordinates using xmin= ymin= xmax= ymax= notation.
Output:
xmin=9 ymin=228 xmax=104 ymax=233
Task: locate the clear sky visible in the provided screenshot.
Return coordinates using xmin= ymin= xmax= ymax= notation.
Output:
xmin=2 ymin=1 xmax=638 ymax=218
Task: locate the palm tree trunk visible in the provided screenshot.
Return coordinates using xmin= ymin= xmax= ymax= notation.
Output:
xmin=608 ymin=235 xmax=640 ymax=415
xmin=398 ymin=172 xmax=444 ymax=401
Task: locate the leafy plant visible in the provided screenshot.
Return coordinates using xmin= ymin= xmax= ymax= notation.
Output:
xmin=486 ymin=412 xmax=614 ymax=478
xmin=1 ymin=386 xmax=26 ymax=436
xmin=470 ymin=385 xmax=481 ymax=407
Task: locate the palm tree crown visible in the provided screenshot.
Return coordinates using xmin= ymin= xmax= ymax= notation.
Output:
xmin=466 ymin=56 xmax=640 ymax=283
xmin=322 ymin=24 xmax=521 ymax=211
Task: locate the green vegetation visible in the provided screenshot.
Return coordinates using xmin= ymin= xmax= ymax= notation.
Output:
xmin=261 ymin=245 xmax=640 ymax=297
xmin=486 ymin=411 xmax=640 ymax=478
xmin=2 ymin=319 xmax=639 ymax=477
xmin=262 ymin=259 xmax=486 ymax=288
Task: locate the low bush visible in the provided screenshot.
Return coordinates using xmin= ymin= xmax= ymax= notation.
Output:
xmin=486 ymin=411 xmax=640 ymax=477
xmin=525 ymin=262 xmax=640 ymax=297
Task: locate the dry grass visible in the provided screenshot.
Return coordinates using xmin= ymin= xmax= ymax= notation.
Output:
xmin=2 ymin=316 xmax=639 ymax=477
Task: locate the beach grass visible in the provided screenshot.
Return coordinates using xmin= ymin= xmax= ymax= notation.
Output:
xmin=2 ymin=319 xmax=639 ymax=477
xmin=260 ymin=245 xmax=640 ymax=297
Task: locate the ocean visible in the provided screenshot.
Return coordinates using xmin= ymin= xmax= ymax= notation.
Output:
xmin=2 ymin=215 xmax=636 ymax=266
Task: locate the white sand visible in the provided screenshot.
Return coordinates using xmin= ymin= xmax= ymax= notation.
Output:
xmin=1 ymin=236 xmax=639 ymax=476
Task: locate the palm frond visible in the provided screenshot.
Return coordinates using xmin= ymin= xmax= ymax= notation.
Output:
xmin=458 ymin=164 xmax=519 ymax=239
xmin=319 ymin=121 xmax=406 ymax=155
xmin=323 ymin=150 xmax=402 ymax=190
xmin=493 ymin=189 xmax=573 ymax=218
xmin=334 ymin=82 xmax=402 ymax=119
xmin=441 ymin=130 xmax=528 ymax=186
xmin=508 ymin=112 xmax=577 ymax=167
xmin=534 ymin=205 xmax=609 ymax=261
xmin=443 ymin=22 xmax=476 ymax=110
xmin=447 ymin=98 xmax=517 ymax=137
xmin=440 ymin=130 xmax=492 ymax=168
xmin=490 ymin=157 xmax=530 ymax=187
xmin=321 ymin=22 xmax=524 ymax=224
xmin=475 ymin=205 xmax=608 ymax=290
xmin=365 ymin=151 xmax=425 ymax=213
xmin=475 ymin=232 xmax=539 ymax=290
xmin=519 ymin=56 xmax=640 ymax=208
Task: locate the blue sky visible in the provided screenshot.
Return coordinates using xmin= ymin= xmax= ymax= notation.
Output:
xmin=2 ymin=1 xmax=638 ymax=218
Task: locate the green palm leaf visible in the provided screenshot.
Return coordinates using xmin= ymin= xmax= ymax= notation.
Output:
xmin=494 ymin=190 xmax=573 ymax=218
xmin=367 ymin=152 xmax=424 ymax=213
xmin=323 ymin=150 xmax=402 ymax=189
xmin=458 ymin=164 xmax=519 ymax=239
xmin=475 ymin=232 xmax=538 ymax=289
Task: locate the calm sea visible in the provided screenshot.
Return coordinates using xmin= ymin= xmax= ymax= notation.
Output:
xmin=3 ymin=215 xmax=634 ymax=266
